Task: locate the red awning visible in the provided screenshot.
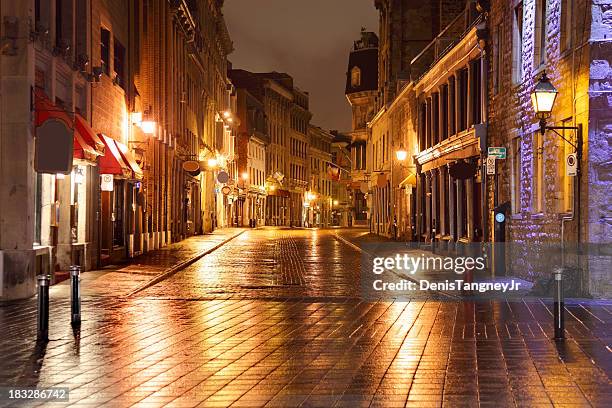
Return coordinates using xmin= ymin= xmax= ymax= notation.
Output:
xmin=74 ymin=114 xmax=104 ymax=160
xmin=99 ymin=134 xmax=132 ymax=177
xmin=115 ymin=140 xmax=143 ymax=179
xmin=34 ymin=89 xmax=73 ymax=128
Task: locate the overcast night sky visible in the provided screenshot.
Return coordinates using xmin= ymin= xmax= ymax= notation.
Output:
xmin=223 ymin=0 xmax=379 ymax=132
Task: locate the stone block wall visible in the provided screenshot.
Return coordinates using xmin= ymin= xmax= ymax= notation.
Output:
xmin=488 ymin=0 xmax=610 ymax=297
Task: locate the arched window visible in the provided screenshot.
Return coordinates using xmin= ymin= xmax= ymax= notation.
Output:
xmin=351 ymin=67 xmax=361 ymax=87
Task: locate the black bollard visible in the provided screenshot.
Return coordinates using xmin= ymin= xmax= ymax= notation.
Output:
xmin=37 ymin=274 xmax=50 ymax=341
xmin=553 ymin=268 xmax=564 ymax=340
xmin=70 ymin=265 xmax=81 ymax=326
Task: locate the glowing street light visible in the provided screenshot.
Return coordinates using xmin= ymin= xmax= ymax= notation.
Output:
xmin=395 ymin=144 xmax=408 ymax=161
xmin=241 ymin=172 xmax=249 ymax=181
xmin=207 ymin=158 xmax=218 ymax=168
xmin=140 ymin=120 xmax=156 ymax=134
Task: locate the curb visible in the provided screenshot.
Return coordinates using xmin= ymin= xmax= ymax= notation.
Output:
xmin=125 ymin=229 xmax=247 ymax=297
xmin=333 ymin=232 xmax=460 ymax=300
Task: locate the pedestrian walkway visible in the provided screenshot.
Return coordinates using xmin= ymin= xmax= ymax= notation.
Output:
xmin=0 ymin=228 xmax=609 ymax=407
xmin=52 ymin=228 xmax=247 ymax=298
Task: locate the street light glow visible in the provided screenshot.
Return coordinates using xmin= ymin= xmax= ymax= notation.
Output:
xmin=207 ymin=158 xmax=218 ymax=168
xmin=396 ymin=144 xmax=408 ymax=161
xmin=140 ymin=120 xmax=156 ymax=134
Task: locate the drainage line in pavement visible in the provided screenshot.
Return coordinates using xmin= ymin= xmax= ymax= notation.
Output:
xmin=125 ymin=230 xmax=247 ymax=297
xmin=332 ymin=233 xmax=461 ymax=300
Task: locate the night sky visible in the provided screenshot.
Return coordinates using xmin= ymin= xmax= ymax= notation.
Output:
xmin=224 ymin=0 xmax=379 ymax=132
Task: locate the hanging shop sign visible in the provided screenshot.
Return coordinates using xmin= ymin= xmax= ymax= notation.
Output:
xmin=221 ymin=185 xmax=231 ymax=195
xmin=217 ymin=171 xmax=229 ymax=184
xmin=183 ymin=160 xmax=201 ymax=176
xmin=35 ymin=119 xmax=74 ymax=174
xmin=101 ymin=174 xmax=114 ymax=191
xmin=566 ymin=153 xmax=577 ymax=176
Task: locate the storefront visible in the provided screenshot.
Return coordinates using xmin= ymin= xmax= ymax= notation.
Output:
xmin=34 ymin=90 xmax=104 ymax=277
xmin=98 ymin=134 xmax=143 ymax=265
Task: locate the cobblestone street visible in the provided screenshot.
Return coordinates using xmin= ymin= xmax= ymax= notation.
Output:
xmin=1 ymin=228 xmax=610 ymax=407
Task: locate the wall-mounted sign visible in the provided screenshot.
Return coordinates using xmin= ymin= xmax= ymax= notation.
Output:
xmin=217 ymin=171 xmax=229 ymax=184
xmin=566 ymin=153 xmax=577 ymax=176
xmin=495 ymin=212 xmax=506 ymax=223
xmin=488 ymin=146 xmax=507 ymax=159
xmin=486 ymin=156 xmax=496 ymax=175
xmin=101 ymin=174 xmax=114 ymax=191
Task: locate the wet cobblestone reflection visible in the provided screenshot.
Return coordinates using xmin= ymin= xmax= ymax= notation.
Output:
xmin=0 ymin=228 xmax=610 ymax=407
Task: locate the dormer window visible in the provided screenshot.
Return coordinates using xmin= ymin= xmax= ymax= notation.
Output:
xmin=351 ymin=67 xmax=361 ymax=87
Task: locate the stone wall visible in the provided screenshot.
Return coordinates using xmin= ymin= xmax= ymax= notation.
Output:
xmin=488 ymin=0 xmax=610 ymax=297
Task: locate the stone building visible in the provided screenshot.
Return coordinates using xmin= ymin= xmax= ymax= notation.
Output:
xmin=227 ymin=69 xmax=312 ymax=227
xmin=330 ymin=132 xmax=353 ymax=227
xmin=231 ymin=79 xmax=269 ymax=227
xmin=306 ymin=125 xmax=334 ymax=227
xmin=0 ymin=0 xmax=234 ymax=300
xmin=345 ymin=30 xmax=379 ymax=227
xmin=367 ymin=0 xmax=468 ymax=238
xmin=487 ymin=0 xmax=612 ymax=297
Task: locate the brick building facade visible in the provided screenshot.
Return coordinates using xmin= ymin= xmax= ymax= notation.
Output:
xmin=0 ymin=0 xmax=235 ymax=300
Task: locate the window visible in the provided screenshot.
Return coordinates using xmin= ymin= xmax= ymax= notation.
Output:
xmin=493 ymin=24 xmax=502 ymax=93
xmin=560 ymin=0 xmax=574 ymax=51
xmin=114 ymin=38 xmax=126 ymax=88
xmin=534 ymin=0 xmax=547 ymax=68
xmin=532 ymin=131 xmax=544 ymax=213
xmin=511 ymin=136 xmax=522 ymax=213
xmin=55 ymin=0 xmax=62 ymax=45
xmin=101 ymin=28 xmax=110 ymax=75
xmin=512 ymin=2 xmax=524 ymax=84
xmin=559 ymin=118 xmax=575 ymax=212
xmin=351 ymin=67 xmax=361 ymax=87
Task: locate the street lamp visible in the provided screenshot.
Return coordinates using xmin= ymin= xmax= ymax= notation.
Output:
xmin=530 ymin=71 xmax=584 ymax=341
xmin=531 ymin=72 xmax=558 ymax=134
xmin=395 ymin=144 xmax=408 ymax=161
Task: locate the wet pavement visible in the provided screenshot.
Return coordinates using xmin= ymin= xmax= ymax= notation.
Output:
xmin=0 ymin=228 xmax=610 ymax=407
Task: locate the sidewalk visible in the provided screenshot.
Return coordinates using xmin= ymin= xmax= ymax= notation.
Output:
xmin=51 ymin=228 xmax=247 ymax=298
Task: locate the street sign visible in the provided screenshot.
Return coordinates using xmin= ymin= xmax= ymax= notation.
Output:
xmin=495 ymin=212 xmax=506 ymax=223
xmin=486 ymin=156 xmax=496 ymax=175
xmin=101 ymin=174 xmax=114 ymax=191
xmin=566 ymin=153 xmax=577 ymax=176
xmin=488 ymin=147 xmax=507 ymax=159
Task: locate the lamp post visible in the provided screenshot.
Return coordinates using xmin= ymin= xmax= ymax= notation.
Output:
xmin=531 ymin=71 xmax=583 ymax=341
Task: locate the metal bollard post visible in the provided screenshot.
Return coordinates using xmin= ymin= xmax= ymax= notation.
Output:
xmin=70 ymin=265 xmax=81 ymax=326
xmin=553 ymin=268 xmax=565 ymax=340
xmin=37 ymin=274 xmax=50 ymax=341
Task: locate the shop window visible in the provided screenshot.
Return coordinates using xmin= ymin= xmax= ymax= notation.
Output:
xmin=112 ymin=181 xmax=125 ymax=247
xmin=512 ymin=2 xmax=524 ymax=84
xmin=101 ymin=28 xmax=110 ymax=75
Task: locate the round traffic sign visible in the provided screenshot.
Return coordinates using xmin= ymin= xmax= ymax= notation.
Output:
xmin=217 ymin=171 xmax=229 ymax=184
xmin=495 ymin=212 xmax=505 ymax=223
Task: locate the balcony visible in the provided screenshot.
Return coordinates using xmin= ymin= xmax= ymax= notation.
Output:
xmin=410 ymin=7 xmax=482 ymax=82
